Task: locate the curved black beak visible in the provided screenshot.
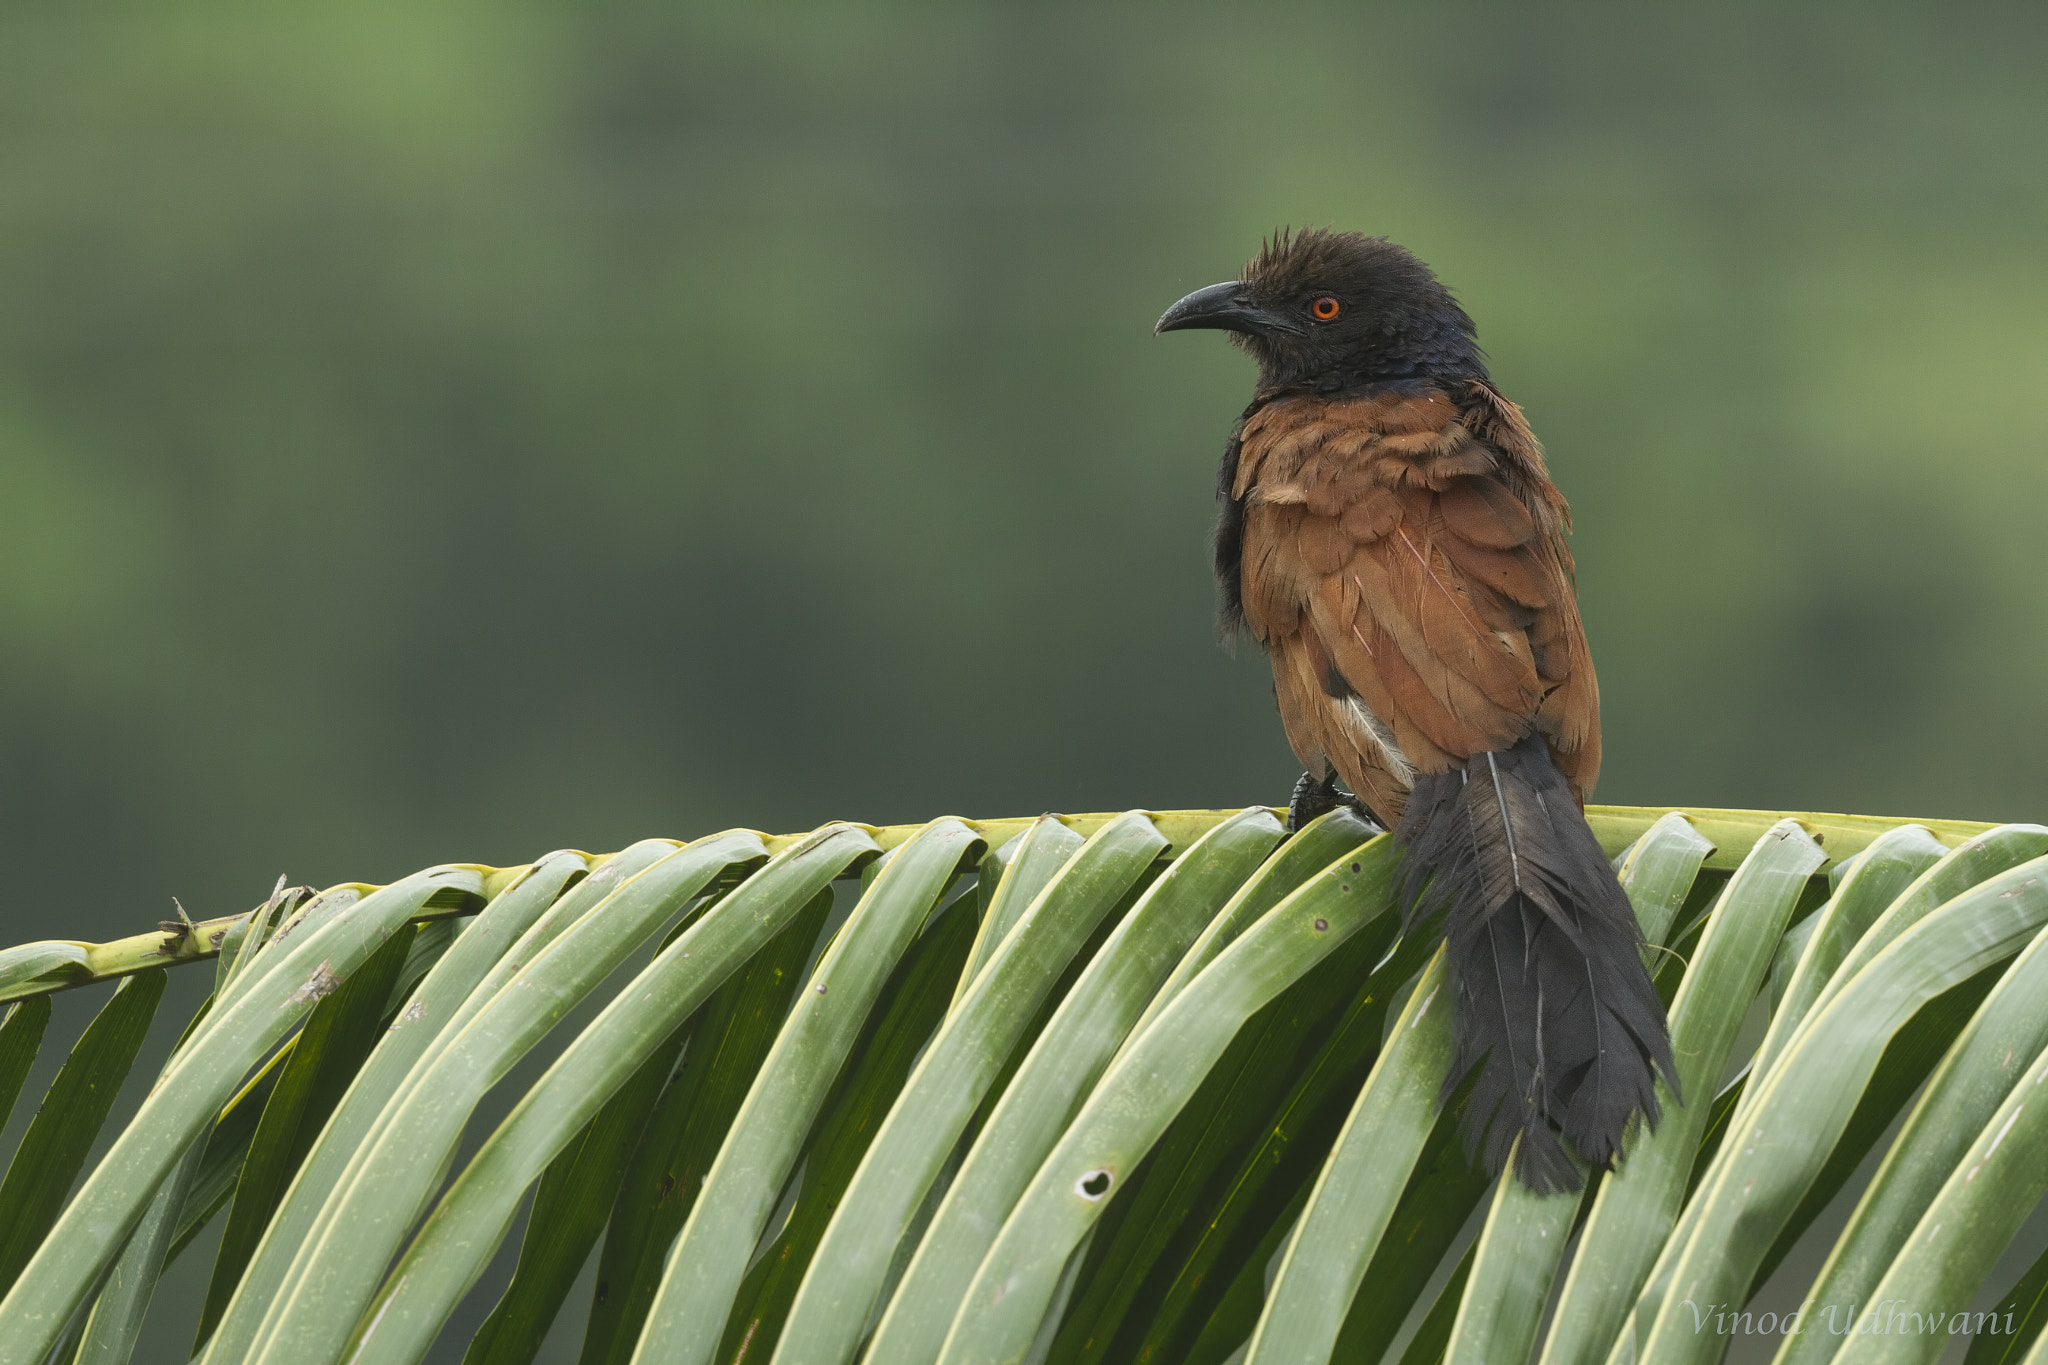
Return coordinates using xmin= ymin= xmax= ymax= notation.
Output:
xmin=1155 ymin=280 xmax=1299 ymax=337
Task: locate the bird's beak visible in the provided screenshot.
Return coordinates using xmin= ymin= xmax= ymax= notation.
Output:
xmin=1155 ymin=280 xmax=1297 ymax=337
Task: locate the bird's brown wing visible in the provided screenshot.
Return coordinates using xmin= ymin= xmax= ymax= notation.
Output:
xmin=1236 ymin=382 xmax=1600 ymax=824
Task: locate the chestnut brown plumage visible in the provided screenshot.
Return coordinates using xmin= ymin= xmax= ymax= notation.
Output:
xmin=1157 ymin=229 xmax=1675 ymax=1191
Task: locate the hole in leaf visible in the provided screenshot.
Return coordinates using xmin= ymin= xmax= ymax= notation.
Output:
xmin=1075 ymin=1169 xmax=1113 ymax=1201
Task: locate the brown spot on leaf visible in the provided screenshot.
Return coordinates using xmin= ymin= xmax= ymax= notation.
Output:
xmin=288 ymin=963 xmax=340 ymax=1005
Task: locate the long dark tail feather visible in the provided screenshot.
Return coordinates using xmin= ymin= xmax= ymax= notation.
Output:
xmin=1396 ymin=734 xmax=1677 ymax=1193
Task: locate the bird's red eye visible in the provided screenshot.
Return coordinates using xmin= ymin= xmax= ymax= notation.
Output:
xmin=1311 ymin=295 xmax=1341 ymax=321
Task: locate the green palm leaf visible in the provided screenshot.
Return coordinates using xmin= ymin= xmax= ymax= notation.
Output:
xmin=0 ymin=803 xmax=2042 ymax=1365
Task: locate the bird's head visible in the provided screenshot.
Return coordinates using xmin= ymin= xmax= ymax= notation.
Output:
xmin=1155 ymin=229 xmax=1485 ymax=392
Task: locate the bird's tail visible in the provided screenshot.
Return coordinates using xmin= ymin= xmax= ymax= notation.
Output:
xmin=1395 ymin=733 xmax=1676 ymax=1192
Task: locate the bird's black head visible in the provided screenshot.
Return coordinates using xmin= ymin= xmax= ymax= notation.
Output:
xmin=1156 ymin=229 xmax=1486 ymax=392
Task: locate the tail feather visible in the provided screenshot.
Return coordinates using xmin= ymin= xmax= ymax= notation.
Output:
xmin=1396 ymin=734 xmax=1676 ymax=1193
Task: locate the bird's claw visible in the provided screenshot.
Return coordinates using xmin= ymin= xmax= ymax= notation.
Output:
xmin=1287 ymin=771 xmax=1381 ymax=834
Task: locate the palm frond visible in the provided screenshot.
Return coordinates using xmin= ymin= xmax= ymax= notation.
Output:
xmin=0 ymin=803 xmax=2041 ymax=1365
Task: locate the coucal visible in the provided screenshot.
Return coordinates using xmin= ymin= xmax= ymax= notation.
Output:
xmin=1156 ymin=229 xmax=1674 ymax=1191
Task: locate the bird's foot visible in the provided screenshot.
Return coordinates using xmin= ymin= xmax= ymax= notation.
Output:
xmin=1287 ymin=771 xmax=1382 ymax=834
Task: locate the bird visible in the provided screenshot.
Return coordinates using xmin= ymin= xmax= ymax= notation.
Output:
xmin=1155 ymin=229 xmax=1675 ymax=1192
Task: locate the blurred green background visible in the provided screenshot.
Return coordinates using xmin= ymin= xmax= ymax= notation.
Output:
xmin=4 ymin=2 xmax=2047 ymax=948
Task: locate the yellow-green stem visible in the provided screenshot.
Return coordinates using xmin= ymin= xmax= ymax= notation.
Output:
xmin=0 ymin=806 xmax=2000 ymax=1005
